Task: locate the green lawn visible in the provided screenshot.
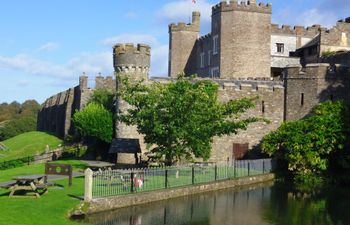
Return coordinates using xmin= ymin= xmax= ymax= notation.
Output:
xmin=0 ymin=131 xmax=63 ymax=162
xmin=0 ymin=160 xmax=86 ymax=183
xmin=0 ymin=160 xmax=90 ymax=225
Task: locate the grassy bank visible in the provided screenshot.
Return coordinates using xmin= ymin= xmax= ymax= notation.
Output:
xmin=0 ymin=160 xmax=89 ymax=225
xmin=0 ymin=131 xmax=63 ymax=162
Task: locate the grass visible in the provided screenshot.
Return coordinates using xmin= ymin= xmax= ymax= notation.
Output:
xmin=0 ymin=160 xmax=90 ymax=225
xmin=92 ymin=166 xmax=263 ymax=197
xmin=0 ymin=160 xmax=86 ymax=183
xmin=0 ymin=131 xmax=63 ymax=162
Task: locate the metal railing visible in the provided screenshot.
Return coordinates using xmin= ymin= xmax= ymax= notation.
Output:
xmin=91 ymin=158 xmax=273 ymax=198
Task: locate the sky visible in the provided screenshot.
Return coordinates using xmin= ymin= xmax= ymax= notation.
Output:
xmin=0 ymin=0 xmax=349 ymax=104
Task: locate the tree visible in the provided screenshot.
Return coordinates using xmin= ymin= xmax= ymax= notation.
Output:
xmin=262 ymin=101 xmax=349 ymax=181
xmin=0 ymin=116 xmax=37 ymax=140
xmin=117 ymin=75 xmax=258 ymax=165
xmin=89 ymin=88 xmax=115 ymax=113
xmin=73 ymin=102 xmax=113 ymax=143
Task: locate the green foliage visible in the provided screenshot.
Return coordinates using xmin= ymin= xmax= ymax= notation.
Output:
xmin=0 ymin=116 xmax=37 ymax=140
xmin=262 ymin=101 xmax=349 ymax=181
xmin=73 ymin=102 xmax=113 ymax=143
xmin=1 ymin=131 xmax=63 ymax=162
xmin=321 ymin=50 xmax=337 ymax=57
xmin=118 ymin=75 xmax=258 ymax=165
xmin=0 ymin=100 xmax=40 ymax=140
xmin=0 ymin=161 xmax=89 ymax=225
xmin=89 ymin=88 xmax=115 ymax=112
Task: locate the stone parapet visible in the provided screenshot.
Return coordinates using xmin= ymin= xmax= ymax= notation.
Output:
xmin=212 ymin=1 xmax=272 ymax=15
xmin=271 ymin=24 xmax=321 ymax=37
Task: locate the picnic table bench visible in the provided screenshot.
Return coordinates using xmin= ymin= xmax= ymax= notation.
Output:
xmin=8 ymin=175 xmax=48 ymax=198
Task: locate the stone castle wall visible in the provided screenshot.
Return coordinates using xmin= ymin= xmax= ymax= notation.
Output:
xmin=211 ymin=79 xmax=284 ymax=163
xmin=284 ymin=63 xmax=350 ymax=121
xmin=37 ymin=75 xmax=115 ymax=138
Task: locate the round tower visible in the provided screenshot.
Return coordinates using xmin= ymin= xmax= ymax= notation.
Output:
xmin=113 ymin=43 xmax=150 ymax=81
xmin=113 ymin=43 xmax=151 ymax=164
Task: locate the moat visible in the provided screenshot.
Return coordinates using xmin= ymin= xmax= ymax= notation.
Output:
xmin=82 ymin=181 xmax=350 ymax=225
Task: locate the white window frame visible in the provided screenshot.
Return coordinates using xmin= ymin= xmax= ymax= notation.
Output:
xmin=210 ymin=67 xmax=219 ymax=78
xmin=200 ymin=52 xmax=205 ymax=68
xmin=213 ymin=35 xmax=219 ymax=55
xmin=276 ymin=43 xmax=284 ymax=53
xmin=208 ymin=50 xmax=212 ymax=66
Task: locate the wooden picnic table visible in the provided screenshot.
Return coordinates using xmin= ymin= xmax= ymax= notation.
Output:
xmin=9 ymin=174 xmax=48 ymax=198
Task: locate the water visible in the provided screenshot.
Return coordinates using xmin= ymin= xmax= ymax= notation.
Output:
xmin=83 ymin=181 xmax=350 ymax=225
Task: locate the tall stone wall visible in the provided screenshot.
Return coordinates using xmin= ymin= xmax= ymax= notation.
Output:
xmin=210 ymin=79 xmax=284 ymax=163
xmin=320 ymin=20 xmax=350 ymax=54
xmin=114 ymin=44 xmax=151 ymax=163
xmin=213 ymin=1 xmax=272 ymax=78
xmin=168 ymin=12 xmax=200 ymax=78
xmin=284 ymin=63 xmax=350 ymax=121
xmin=37 ymin=75 xmax=115 ymax=138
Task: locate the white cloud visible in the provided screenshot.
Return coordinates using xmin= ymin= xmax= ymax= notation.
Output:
xmin=0 ymin=51 xmax=113 ymax=81
xmin=157 ymin=0 xmax=213 ymax=34
xmin=157 ymin=0 xmax=212 ymax=23
xmin=101 ymin=33 xmax=168 ymax=77
xmin=101 ymin=34 xmax=159 ymax=47
xmin=125 ymin=11 xmax=138 ymax=20
xmin=150 ymin=44 xmax=168 ymax=77
xmin=38 ymin=42 xmax=59 ymax=52
xmin=296 ymin=9 xmax=338 ymax=28
xmin=17 ymin=79 xmax=30 ymax=87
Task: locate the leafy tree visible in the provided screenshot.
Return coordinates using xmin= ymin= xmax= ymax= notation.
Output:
xmin=0 ymin=117 xmax=37 ymax=140
xmin=262 ymin=101 xmax=349 ymax=181
xmin=89 ymin=88 xmax=115 ymax=112
xmin=73 ymin=102 xmax=113 ymax=143
xmin=117 ymin=75 xmax=258 ymax=165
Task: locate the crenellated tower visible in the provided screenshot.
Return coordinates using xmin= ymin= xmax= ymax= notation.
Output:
xmin=211 ymin=0 xmax=272 ymax=79
xmin=168 ymin=11 xmax=201 ymax=78
xmin=113 ymin=43 xmax=151 ymax=163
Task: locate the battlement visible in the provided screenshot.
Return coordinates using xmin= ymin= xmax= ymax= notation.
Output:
xmin=212 ymin=1 xmax=272 ymax=15
xmin=113 ymin=43 xmax=151 ymax=71
xmin=271 ymin=24 xmax=321 ymax=37
xmin=113 ymin=43 xmax=150 ymax=56
xmin=198 ymin=33 xmax=212 ymax=42
xmin=284 ymin=63 xmax=350 ymax=79
xmin=169 ymin=11 xmax=200 ymax=32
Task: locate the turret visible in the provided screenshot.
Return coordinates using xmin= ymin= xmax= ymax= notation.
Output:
xmin=211 ymin=1 xmax=272 ymax=78
xmin=168 ymin=11 xmax=201 ymax=78
xmin=113 ymin=43 xmax=151 ymax=164
xmin=113 ymin=43 xmax=151 ymax=81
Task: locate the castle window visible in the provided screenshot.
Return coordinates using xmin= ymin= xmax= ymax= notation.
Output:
xmin=262 ymin=101 xmax=265 ymax=114
xmin=200 ymin=52 xmax=205 ymax=68
xmin=276 ymin=43 xmax=284 ymax=53
xmin=211 ymin=67 xmax=219 ymax=78
xmin=213 ymin=35 xmax=219 ymax=55
xmin=301 ymin=93 xmax=304 ymax=106
xmin=208 ymin=50 xmax=212 ymax=66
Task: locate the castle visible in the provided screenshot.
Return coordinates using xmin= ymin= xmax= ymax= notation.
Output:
xmin=37 ymin=0 xmax=350 ymax=164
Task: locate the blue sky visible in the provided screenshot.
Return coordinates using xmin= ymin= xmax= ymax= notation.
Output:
xmin=0 ymin=0 xmax=348 ymax=103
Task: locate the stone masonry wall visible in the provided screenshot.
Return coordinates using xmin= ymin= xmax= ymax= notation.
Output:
xmin=215 ymin=1 xmax=272 ymax=78
xmin=210 ymin=79 xmax=284 ymax=163
xmin=37 ymin=75 xmax=114 ymax=138
xmin=284 ymin=63 xmax=350 ymax=121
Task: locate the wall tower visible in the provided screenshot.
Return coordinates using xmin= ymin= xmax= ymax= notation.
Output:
xmin=212 ymin=1 xmax=272 ymax=78
xmin=168 ymin=11 xmax=201 ymax=78
xmin=113 ymin=43 xmax=151 ymax=163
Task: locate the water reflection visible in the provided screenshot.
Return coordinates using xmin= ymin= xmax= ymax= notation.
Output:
xmin=84 ymin=182 xmax=273 ymax=225
xmin=83 ymin=181 xmax=350 ymax=225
